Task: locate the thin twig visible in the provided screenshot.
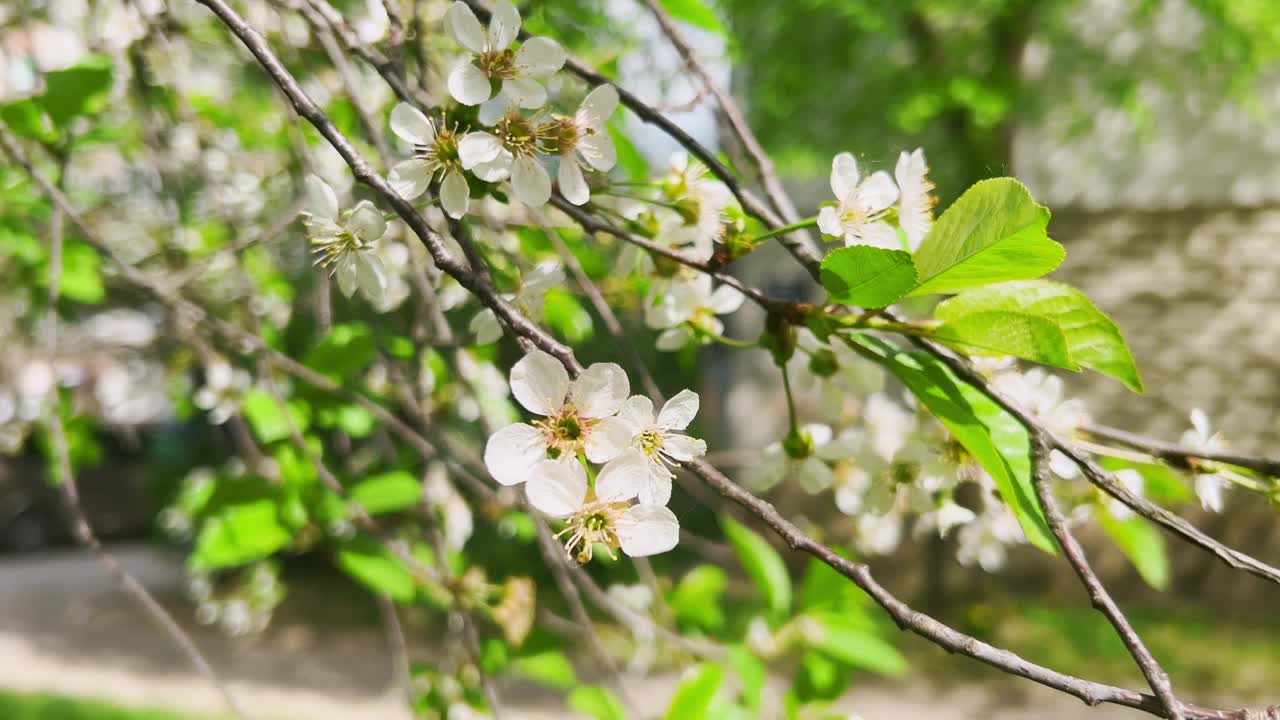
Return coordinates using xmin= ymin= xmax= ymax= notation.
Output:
xmin=1083 ymin=423 xmax=1280 ymax=478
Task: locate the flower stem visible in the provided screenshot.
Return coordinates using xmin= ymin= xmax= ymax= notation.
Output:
xmin=747 ymin=216 xmax=820 ymax=244
xmin=780 ymin=361 xmax=799 ymax=434
xmin=702 ymin=330 xmax=757 ymax=349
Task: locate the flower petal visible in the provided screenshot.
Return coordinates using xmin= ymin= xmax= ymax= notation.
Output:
xmin=584 ymin=416 xmax=633 ymax=463
xmin=487 ymin=0 xmax=521 ymax=50
xmin=558 ymin=154 xmax=590 ymax=206
xmin=855 ymin=221 xmax=901 ymax=250
xmin=511 ymin=155 xmax=552 ymax=207
xmin=502 ymin=77 xmax=547 ymax=109
xmin=617 ymin=504 xmax=679 ymax=557
xmin=569 ymin=362 xmax=629 ymax=418
xmin=469 ymin=309 xmax=503 ymax=344
xmin=857 ymin=171 xmax=899 ymax=212
xmin=356 ymin=252 xmax=388 ymax=301
xmin=448 ymin=61 xmax=492 ymax=106
xmin=513 ymin=36 xmax=566 ymax=76
xmin=389 ymin=103 xmax=435 ymax=146
xmin=477 ymin=93 xmax=510 ymax=125
xmin=617 ymin=395 xmax=655 ymax=429
xmin=441 ymin=169 xmax=470 ymax=219
xmin=388 ymin=159 xmax=433 ymax=200
xmin=656 ymin=389 xmax=699 ymax=430
xmin=655 ymin=326 xmax=692 ymax=352
xmin=472 ymin=149 xmax=513 ymax=182
xmin=525 ymin=459 xmax=586 ymax=517
xmin=347 ymin=201 xmax=386 ymax=243
xmin=510 ymin=349 xmax=570 ymax=416
xmin=595 ymin=448 xmax=649 ymax=502
xmin=661 ymin=434 xmax=706 ymax=461
xmin=637 ymin=465 xmax=673 ymax=506
xmin=335 ymin=253 xmax=358 ymax=297
xmin=798 ymin=456 xmax=833 ymax=494
xmin=445 ymin=1 xmax=486 ymax=54
xmin=707 ymin=284 xmax=744 ymax=315
xmin=830 ymin=151 xmax=860 ymax=200
xmin=305 ymin=175 xmax=339 ymax=221
xmin=458 ymin=131 xmax=503 ymax=168
xmin=484 ymin=422 xmax=547 ymax=485
xmin=578 ymin=132 xmax=616 ymax=172
xmin=816 ymin=206 xmax=843 ymax=238
xmin=578 ymin=84 xmax=618 ymax=128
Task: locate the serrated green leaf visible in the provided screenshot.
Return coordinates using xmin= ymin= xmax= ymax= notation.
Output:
xmin=935 ymin=280 xmax=1143 ymax=392
xmin=511 ymin=650 xmax=577 ymax=689
xmin=191 ymin=499 xmax=292 ymax=571
xmin=349 ymin=470 xmax=421 ymax=514
xmin=909 ymin=178 xmax=1063 ymax=296
xmin=657 ymin=0 xmax=725 ymax=35
xmin=38 ymin=55 xmax=114 ymax=128
xmin=847 ymin=335 xmax=1056 ymax=553
xmin=819 ymin=246 xmax=917 ymax=308
xmin=336 ymin=537 xmax=417 ymax=601
xmin=930 ymin=311 xmax=1077 ymax=370
xmin=569 ymin=685 xmax=627 ymax=720
xmin=720 ymin=515 xmax=792 ymax=615
xmin=804 ymin=613 xmax=906 ymax=676
xmin=663 ymin=663 xmax=723 ymax=720
xmin=669 ymin=564 xmax=728 ymax=631
xmin=1098 ymin=509 xmax=1170 ymax=590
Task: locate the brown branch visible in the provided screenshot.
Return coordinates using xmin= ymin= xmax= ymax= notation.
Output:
xmin=1083 ymin=423 xmax=1280 ymax=478
xmin=1030 ymin=440 xmax=1185 ymax=719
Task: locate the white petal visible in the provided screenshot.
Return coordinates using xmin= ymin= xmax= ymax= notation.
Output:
xmin=585 ymin=416 xmax=635 ymax=463
xmin=558 ymin=155 xmax=590 ymax=206
xmin=570 ymin=362 xmax=629 ymax=418
xmin=1189 ymin=408 xmax=1211 ymax=441
xmin=441 ymin=169 xmax=470 ymax=219
xmin=816 ymin=206 xmax=843 ymax=238
xmin=617 ymin=504 xmax=679 ymax=557
xmin=388 ymin=159 xmax=434 ymax=200
xmin=578 ymin=84 xmax=618 ymax=128
xmin=857 ymin=171 xmax=899 ymax=212
xmin=305 ymin=175 xmax=338 ymax=221
xmin=525 ymin=459 xmax=586 ymax=517
xmin=458 ymin=131 xmax=503 ymax=168
xmin=513 ymin=36 xmax=566 ymax=76
xmin=472 ymin=149 xmax=513 ymax=182
xmin=483 ymin=422 xmax=547 ymax=485
xmin=617 ymin=395 xmax=655 ymax=429
xmin=638 ymin=465 xmax=673 ymax=507
xmin=511 ymin=155 xmax=552 ymax=207
xmin=445 ymin=1 xmax=486 ymax=54
xmin=477 ymin=93 xmax=510 ymax=125
xmin=707 ymin=284 xmax=745 ymax=315
xmin=662 ymin=434 xmax=706 ymax=461
xmin=830 ymin=151 xmax=860 ymax=200
xmin=487 ymin=0 xmax=521 ymax=50
xmin=469 ymin=309 xmax=503 ymax=344
xmin=656 ymin=389 xmax=699 ymax=430
xmin=1196 ymin=474 xmax=1226 ymax=513
xmin=389 ymin=103 xmax=436 ymax=146
xmin=356 ymin=252 xmax=387 ymax=301
xmin=578 ymin=132 xmax=616 ymax=172
xmin=798 ymin=456 xmax=833 ymax=494
xmin=510 ymin=349 xmax=569 ymax=416
xmin=655 ymin=326 xmax=692 ymax=352
xmin=855 ymin=221 xmax=901 ymax=250
xmin=448 ymin=61 xmax=493 ymax=106
xmin=335 ymin=253 xmax=358 ymax=297
xmin=502 ymin=77 xmax=547 ymax=110
xmin=347 ymin=200 xmax=386 ymax=242
xmin=594 ymin=448 xmax=649 ymax=502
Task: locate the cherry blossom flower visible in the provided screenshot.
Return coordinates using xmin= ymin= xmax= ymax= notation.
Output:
xmin=748 ymin=424 xmax=857 ymax=494
xmin=301 ymin=175 xmax=388 ymax=302
xmin=613 ymin=390 xmax=707 ymax=504
xmin=387 ymin=102 xmax=499 ymax=218
xmin=193 ymin=359 xmax=251 ymax=425
xmin=470 ymin=261 xmax=565 ymax=344
xmin=1180 ymin=408 xmax=1230 ymax=513
xmin=542 ymin=84 xmax=619 ymax=205
xmin=661 ymin=151 xmax=734 ymax=257
xmin=817 ymin=152 xmax=900 ymax=249
xmin=644 ymin=274 xmax=745 ymax=351
xmin=444 ymin=0 xmax=566 ymax=121
xmin=895 ymin=148 xmax=935 ymax=249
xmin=525 ymin=453 xmax=679 ymax=562
xmin=461 ymin=113 xmax=551 ymax=206
xmin=993 ymin=367 xmax=1089 ymax=437
xmin=483 ymin=350 xmax=632 ymax=486
xmin=956 ymin=505 xmax=1025 ymax=572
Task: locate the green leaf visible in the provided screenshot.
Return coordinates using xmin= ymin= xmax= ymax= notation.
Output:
xmin=51 ymin=241 xmax=104 ymax=304
xmin=1098 ymin=509 xmax=1170 ymax=590
xmin=569 ymin=685 xmax=627 ymax=720
xmin=930 ymin=311 xmax=1077 ymax=370
xmin=349 ymin=470 xmax=422 ymax=515
xmin=720 ymin=515 xmax=792 ymax=615
xmin=38 ymin=55 xmax=114 ymax=128
xmin=668 ymin=565 xmax=728 ymax=631
xmin=847 ymin=335 xmax=1056 ymax=553
xmin=663 ymin=663 xmax=723 ymax=720
xmin=803 ymin=613 xmax=907 ymax=676
xmin=727 ymin=647 xmax=766 ymax=710
xmin=795 ymin=652 xmax=846 ymax=702
xmin=511 ymin=650 xmax=577 ymax=689
xmin=191 ymin=499 xmax=292 ymax=571
xmin=819 ymin=246 xmax=917 ymax=308
xmin=241 ymin=390 xmax=309 ymax=444
xmin=543 ymin=288 xmax=594 ymax=343
xmin=935 ymin=280 xmax=1143 ymax=392
xmin=657 ymin=0 xmax=725 ymax=35
xmin=909 ymin=178 xmax=1064 ymax=296
xmin=335 ymin=537 xmax=417 ymax=601
xmin=1099 ymin=457 xmax=1194 ymax=505
xmin=0 ymin=99 xmax=55 ymax=142
xmin=303 ymin=323 xmax=376 ymax=380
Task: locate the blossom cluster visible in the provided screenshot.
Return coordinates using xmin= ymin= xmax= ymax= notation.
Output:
xmin=483 ymin=350 xmax=706 ymax=562
xmin=819 ymin=148 xmax=935 ymax=250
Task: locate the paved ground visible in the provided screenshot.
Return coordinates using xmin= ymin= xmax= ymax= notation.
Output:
xmin=0 ymin=544 xmax=1197 ymax=719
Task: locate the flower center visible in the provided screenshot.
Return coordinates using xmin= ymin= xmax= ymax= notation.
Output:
xmin=477 ymin=48 xmax=518 ymax=80
xmin=415 ymin=124 xmax=462 ymax=174
xmin=495 ymin=114 xmax=540 ymax=158
xmin=539 ymin=117 xmax=581 ymax=154
xmin=637 ymin=428 xmax=664 ymax=456
xmin=557 ymin=499 xmax=627 ymax=563
xmin=534 ymin=405 xmax=594 ymax=459
xmin=309 ymin=226 xmax=366 ymax=268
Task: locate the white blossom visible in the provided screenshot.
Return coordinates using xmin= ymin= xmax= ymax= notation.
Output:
xmin=661 ymin=151 xmax=734 ymax=257
xmin=956 ymin=505 xmax=1026 ymax=572
xmin=547 ymin=85 xmax=619 ymax=205
xmin=817 ymin=152 xmax=900 ymax=249
xmin=993 ymin=367 xmax=1089 ymax=437
xmin=748 ymin=424 xmax=856 ymax=494
xmin=444 ymin=0 xmax=566 ymax=120
xmin=644 ymin=274 xmax=744 ymax=351
xmin=613 ymin=390 xmax=707 ymax=504
xmin=193 ymin=360 xmax=251 ymax=425
xmin=301 ymin=175 xmax=388 ymax=302
xmin=461 ymin=113 xmax=551 ymax=206
xmin=470 ymin=261 xmax=565 ymax=344
xmin=387 ymin=102 xmax=498 ymax=218
xmin=483 ymin=350 xmax=632 ymax=486
xmin=895 ymin=148 xmax=935 ymax=249
xmin=1180 ymin=408 xmax=1230 ymax=513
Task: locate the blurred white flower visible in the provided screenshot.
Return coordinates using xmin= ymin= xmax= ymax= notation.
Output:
xmin=470 ymin=261 xmax=564 ymax=344
xmin=993 ymin=367 xmax=1089 ymax=437
xmin=301 ymin=176 xmax=388 ymax=302
xmin=661 ymin=152 xmax=734 ymax=257
xmin=444 ymin=0 xmax=566 ymax=120
xmin=644 ymin=274 xmax=744 ymax=351
xmin=194 ymin=360 xmax=251 ymax=425
xmin=748 ymin=424 xmax=856 ymax=494
xmin=1180 ymin=408 xmax=1230 ymax=513
xmin=956 ymin=506 xmax=1025 ymax=572
xmin=817 ymin=152 xmax=899 ymax=249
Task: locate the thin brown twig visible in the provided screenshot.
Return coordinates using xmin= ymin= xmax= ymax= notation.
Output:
xmin=1082 ymin=423 xmax=1280 ymax=478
